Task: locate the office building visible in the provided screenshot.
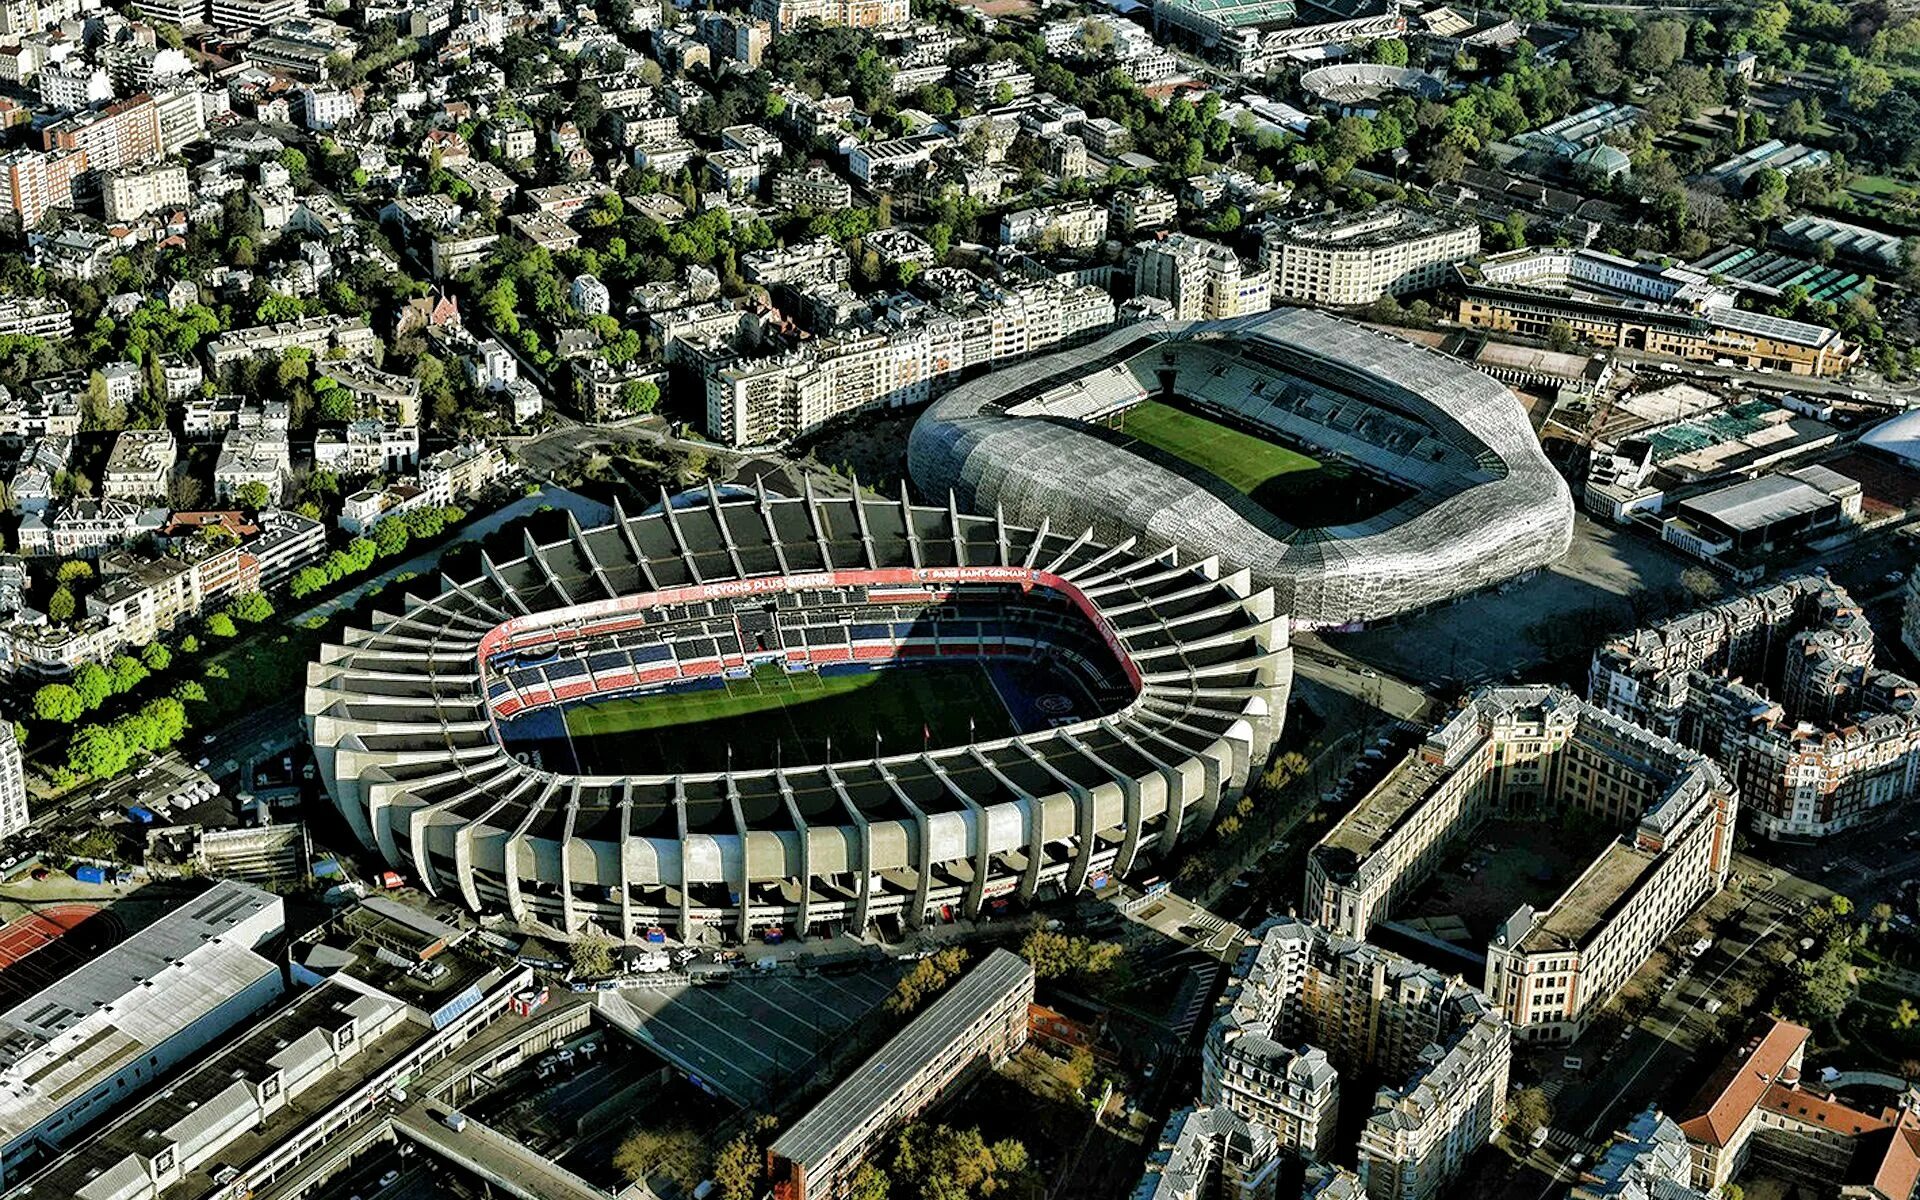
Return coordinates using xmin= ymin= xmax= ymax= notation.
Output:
xmin=209 ymin=0 xmax=305 ymax=31
xmin=1306 ymin=687 xmax=1736 ymax=1043
xmin=1264 ymin=204 xmax=1480 ymax=306
xmin=1135 ymin=233 xmax=1272 ymax=320
xmin=768 ymin=951 xmax=1034 ymax=1199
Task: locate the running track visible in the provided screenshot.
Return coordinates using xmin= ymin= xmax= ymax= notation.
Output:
xmin=0 ymin=904 xmax=123 ymax=1007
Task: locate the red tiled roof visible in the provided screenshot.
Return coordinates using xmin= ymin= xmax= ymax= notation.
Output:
xmin=1759 ymin=1082 xmax=1888 ymax=1137
xmin=1676 ymin=1018 xmax=1811 ymax=1148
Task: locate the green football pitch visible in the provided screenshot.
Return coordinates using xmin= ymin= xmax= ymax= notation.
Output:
xmin=1117 ymin=399 xmax=1409 ymax=527
xmin=564 ymin=662 xmax=1020 ymax=773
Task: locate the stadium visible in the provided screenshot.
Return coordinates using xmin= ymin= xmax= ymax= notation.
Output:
xmin=907 ymin=308 xmax=1575 ymax=627
xmin=305 ymin=487 xmax=1291 ymax=942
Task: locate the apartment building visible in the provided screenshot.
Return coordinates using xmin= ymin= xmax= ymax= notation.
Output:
xmin=1132 ymin=1106 xmax=1288 ymax=1200
xmin=1206 ymin=1039 xmax=1338 ymax=1161
xmin=0 ymin=295 xmax=72 ymax=339
xmin=1000 ymin=199 xmax=1109 ymax=251
xmin=771 ymin=162 xmax=853 ymax=210
xmin=1203 ymin=919 xmax=1510 ymax=1200
xmin=205 ymin=316 xmax=376 ymax=371
xmin=1135 ymin=233 xmax=1272 ymax=320
xmin=1591 ymin=576 xmax=1920 ymax=838
xmin=1306 ymin=687 xmax=1736 ymax=1043
xmin=0 ymin=724 xmax=25 ymax=840
xmin=741 ymin=236 xmax=850 ymax=287
xmin=767 ymin=950 xmax=1033 ymax=1200
xmin=0 ymin=147 xmax=86 ymax=227
xmin=209 ymin=0 xmax=306 ymax=32
xmin=952 ymin=59 xmax=1035 ymax=108
xmin=747 ymin=0 xmax=906 ymax=33
xmin=42 ymin=94 xmax=164 ymax=175
xmin=101 ymin=428 xmax=177 ymax=502
xmin=18 ymin=497 xmax=165 ymax=558
xmin=1112 ymin=185 xmax=1178 ymax=236
xmin=1572 ymin=1107 xmax=1711 ymax=1200
xmin=102 ymin=162 xmax=190 ymax=223
xmin=214 ymin=428 xmax=289 ymax=503
xmin=705 ymin=277 xmax=1115 ymax=445
xmin=1264 ymin=204 xmax=1480 ymax=307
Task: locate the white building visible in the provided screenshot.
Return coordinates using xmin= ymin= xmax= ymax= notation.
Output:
xmin=0 ymin=723 xmax=25 ymax=840
xmin=1135 ymin=233 xmax=1271 ymax=320
xmin=214 ymin=428 xmax=289 ymax=503
xmin=0 ymin=881 xmax=286 ymax=1188
xmin=1264 ymin=204 xmax=1481 ymax=307
xmin=570 ymin=273 xmax=611 ymax=317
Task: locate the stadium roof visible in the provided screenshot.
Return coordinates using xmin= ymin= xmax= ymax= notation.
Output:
xmin=909 ymin=309 xmax=1573 ymax=626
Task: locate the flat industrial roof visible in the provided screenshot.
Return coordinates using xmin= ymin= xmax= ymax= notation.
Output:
xmin=1680 ymin=469 xmax=1857 ymax=534
xmin=769 ymin=949 xmax=1034 ymax=1170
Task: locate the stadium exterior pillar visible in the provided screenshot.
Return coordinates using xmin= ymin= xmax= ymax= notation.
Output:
xmin=776 ymin=771 xmax=814 ymax=940
xmin=827 ymin=766 xmax=874 ymax=938
xmin=972 ymin=750 xmax=1044 ymax=904
xmin=925 ymin=755 xmax=989 ymax=917
xmin=725 ymin=774 xmax=754 ymax=944
xmin=671 ymin=779 xmax=694 ymax=943
xmin=617 ymin=788 xmax=636 ymax=945
xmin=1018 ymin=742 xmax=1096 ymax=897
xmin=878 ymin=763 xmax=932 ymax=930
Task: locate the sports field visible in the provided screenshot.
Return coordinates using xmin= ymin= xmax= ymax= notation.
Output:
xmin=1118 ymin=399 xmax=1409 ymax=527
xmin=564 ymin=662 xmax=1021 ymax=773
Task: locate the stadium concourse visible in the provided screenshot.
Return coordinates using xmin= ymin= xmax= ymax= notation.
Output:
xmin=908 ymin=308 xmax=1576 ymax=628
xmin=306 ymin=485 xmax=1292 ymax=944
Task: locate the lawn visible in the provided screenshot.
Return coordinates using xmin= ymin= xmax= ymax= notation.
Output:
xmin=1117 ymin=399 xmax=1409 ymax=527
xmin=564 ymin=662 xmax=1018 ymax=772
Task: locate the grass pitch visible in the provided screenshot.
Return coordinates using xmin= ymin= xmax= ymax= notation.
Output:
xmin=564 ymin=662 xmax=1018 ymax=772
xmin=1117 ymin=399 xmax=1408 ymax=528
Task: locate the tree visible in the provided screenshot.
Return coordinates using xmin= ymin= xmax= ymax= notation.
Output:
xmin=67 ymin=724 xmax=130 ymax=780
xmin=33 ymin=684 xmax=84 ymax=724
xmin=47 ymin=585 xmax=75 ymax=623
xmin=712 ymin=1132 xmax=761 ymax=1200
xmin=886 ymin=946 xmax=970 ymax=1015
xmin=890 ymin=1123 xmax=1034 ymax=1200
xmin=372 ymin=518 xmax=412 ymax=559
xmin=570 ymin=928 xmax=614 ymax=976
xmin=1680 ymin=567 xmax=1722 ymax=603
xmin=55 ymin=560 xmax=93 ymax=586
xmin=111 ymin=655 xmax=148 ymax=694
xmin=1631 ymin=19 xmax=1688 ymax=73
xmin=174 ymin=680 xmax=207 ymax=704
xmin=290 ymin=566 xmax=331 ymax=598
xmin=1062 ymin=1045 xmax=1096 ymax=1094
xmin=1508 ymin=1087 xmax=1553 ymax=1140
xmin=618 ymin=379 xmax=660 ymax=414
xmin=73 ymin=662 xmax=113 ymax=710
xmin=229 ymin=591 xmax=274 ymax=623
xmin=1895 ymin=998 xmax=1919 ymax=1030
xmin=612 ymin=1126 xmax=704 ymax=1190
xmin=234 ymin=481 xmax=271 ymax=511
xmin=140 ymin=642 xmax=171 ymax=672
xmin=208 ymin=613 xmax=239 ymax=638
xmin=1547 ymin=320 xmax=1577 ymax=352
xmin=1019 ymin=929 xmax=1124 ymax=985
xmin=847 ymin=1163 xmax=889 ymax=1200
xmin=1786 ymin=944 xmax=1856 ymax=1023
xmin=180 ymin=634 xmax=200 ymax=654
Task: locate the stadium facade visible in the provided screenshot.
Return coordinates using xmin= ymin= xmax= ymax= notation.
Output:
xmin=306 ymin=486 xmax=1291 ymax=942
xmin=907 ymin=308 xmax=1574 ymax=628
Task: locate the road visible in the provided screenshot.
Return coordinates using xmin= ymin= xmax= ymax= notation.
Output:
xmin=291 ymin=487 xmax=614 ymax=625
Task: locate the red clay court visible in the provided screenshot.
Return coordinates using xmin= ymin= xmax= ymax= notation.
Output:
xmin=0 ymin=904 xmax=126 ymax=1007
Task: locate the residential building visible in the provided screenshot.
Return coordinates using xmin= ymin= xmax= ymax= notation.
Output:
xmin=313 ymin=419 xmax=418 ymax=475
xmin=705 ymin=276 xmax=1115 ymax=445
xmin=772 ymin=162 xmax=852 ymax=210
xmin=0 ymin=881 xmax=285 ymax=1188
xmin=300 ymin=86 xmax=357 ymax=129
xmin=1112 ymin=186 xmax=1177 ymax=236
xmin=1135 ymin=234 xmax=1271 ymax=320
xmin=742 ymin=237 xmax=850 ymax=288
xmin=1132 ymin=1106 xmax=1287 ymax=1200
xmin=0 ymin=148 xmax=87 ymax=227
xmin=953 ymin=59 xmax=1034 ymax=108
xmin=418 ymin=440 xmax=506 ymax=501
xmin=18 ymin=497 xmax=165 ymax=558
xmin=1264 ymin=204 xmax=1480 ymax=306
xmin=1204 ymin=919 xmax=1510 ymax=1200
xmin=209 ymin=0 xmax=307 ymax=32
xmin=102 ymin=162 xmax=190 ymax=223
xmin=571 ymin=273 xmax=611 ymax=317
xmin=767 ymin=950 xmax=1034 ymax=1200
xmin=204 ymin=316 xmax=376 ymax=371
xmin=1306 ymin=687 xmax=1737 ymax=1043
xmin=845 ymin=134 xmax=946 ymax=186
xmin=1001 ymin=200 xmax=1110 ymax=251
xmin=747 ymin=0 xmax=908 ymax=34
xmin=101 ymin=428 xmax=176 ymax=502
xmin=7 ymin=436 xmax=69 ymax=515
xmin=0 ymin=724 xmax=24 ymax=840
xmin=1592 ymin=576 xmax=1920 ymax=839
xmin=0 ymin=296 xmax=72 ymax=339
xmin=42 ymin=94 xmax=165 ymax=175
xmin=1571 ymin=1107 xmax=1711 ymax=1200
xmin=244 ymin=507 xmax=326 ymax=588
xmin=214 ymin=428 xmax=289 ymax=503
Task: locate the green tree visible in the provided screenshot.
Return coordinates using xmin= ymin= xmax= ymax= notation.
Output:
xmin=611 ymin=1125 xmax=705 ymax=1191
xmin=618 ymin=379 xmax=660 ymax=414
xmin=140 ymin=642 xmax=172 ymax=672
xmin=372 ymin=518 xmax=412 ymax=559
xmin=1019 ymin=929 xmax=1125 ymax=985
xmin=1895 ymin=998 xmax=1919 ymax=1030
xmin=110 ymin=655 xmax=148 ymax=694
xmin=847 ymin=1163 xmax=889 ymax=1200
xmin=290 ymin=566 xmax=331 ymax=598
xmin=711 ymin=1132 xmax=761 ymax=1200
xmin=234 ymin=481 xmax=271 ymax=511
xmin=208 ymin=613 xmax=239 ymax=638
xmin=570 ymin=928 xmax=615 ymax=976
xmin=174 ymin=680 xmax=208 ymax=704
xmin=55 ymin=560 xmax=93 ymax=586
xmin=73 ymin=662 xmax=114 ymax=710
xmin=1507 ymin=1087 xmax=1553 ymax=1140
xmin=67 ymin=724 xmax=130 ymax=780
xmin=47 ymin=585 xmax=76 ymax=623
xmin=33 ymin=684 xmax=84 ymax=724
xmin=229 ymin=592 xmax=274 ymax=623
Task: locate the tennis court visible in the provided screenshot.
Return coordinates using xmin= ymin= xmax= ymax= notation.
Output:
xmin=0 ymin=904 xmax=123 ymax=1007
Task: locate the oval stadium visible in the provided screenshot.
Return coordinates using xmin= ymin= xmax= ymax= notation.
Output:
xmin=908 ymin=308 xmax=1575 ymax=627
xmin=305 ymin=487 xmax=1291 ymax=942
